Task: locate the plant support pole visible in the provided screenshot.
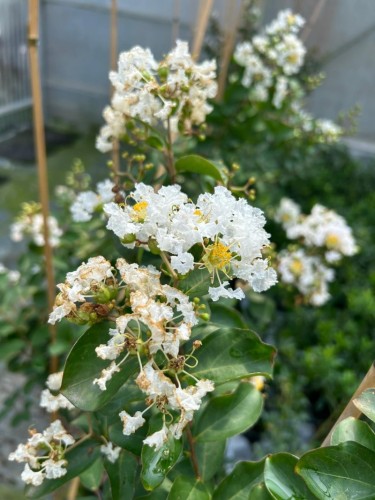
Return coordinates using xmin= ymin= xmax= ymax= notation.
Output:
xmin=28 ymin=0 xmax=58 ymax=375
xmin=110 ymin=0 xmax=120 ymax=181
xmin=192 ymin=0 xmax=214 ymax=60
xmin=321 ymin=362 xmax=375 ymax=447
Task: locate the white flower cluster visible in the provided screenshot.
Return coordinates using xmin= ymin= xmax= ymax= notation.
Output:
xmin=70 ymin=179 xmax=116 ymax=222
xmin=104 ymin=183 xmax=277 ymax=301
xmin=40 ymin=372 xmax=75 ymax=413
xmin=96 ymin=40 xmax=217 ymax=152
xmin=0 ymin=262 xmax=20 ymax=283
xmin=119 ymin=368 xmax=214 ymax=450
xmin=278 ymin=248 xmax=334 ymax=306
xmin=9 ymin=420 xmax=74 ymax=486
xmin=48 ymin=256 xmax=115 ymax=325
xmin=10 ymin=212 xmax=62 ymax=248
xmin=234 ymin=9 xmax=305 ymax=106
xmin=275 ymin=198 xmax=357 ymax=305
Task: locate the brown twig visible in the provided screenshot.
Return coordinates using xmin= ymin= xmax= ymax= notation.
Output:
xmin=186 ymin=423 xmax=201 ymax=479
xmin=28 ymin=0 xmax=58 ymax=377
xmin=301 ymin=0 xmax=327 ymax=43
xmin=321 ymin=362 xmax=375 ymax=447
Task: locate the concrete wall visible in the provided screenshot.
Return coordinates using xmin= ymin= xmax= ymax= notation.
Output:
xmin=263 ymin=0 xmax=375 ymax=141
xmin=41 ymin=0 xmax=228 ymax=128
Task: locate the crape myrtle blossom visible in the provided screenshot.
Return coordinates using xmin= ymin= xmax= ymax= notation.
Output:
xmin=9 ymin=420 xmax=74 ymax=486
xmin=70 ymin=179 xmax=116 ymax=222
xmin=40 ymin=371 xmax=75 ymax=413
xmin=11 ymin=210 xmax=62 ymax=248
xmin=96 ymin=40 xmax=217 ymax=152
xmin=278 ymin=249 xmax=334 ymax=306
xmin=274 ymin=198 xmax=357 ymax=306
xmin=278 ymin=200 xmax=357 ymax=261
xmin=103 ymin=183 xmax=277 ymax=301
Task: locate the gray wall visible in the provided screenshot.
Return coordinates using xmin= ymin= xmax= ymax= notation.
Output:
xmin=263 ymin=0 xmax=375 ymax=141
xmin=41 ymin=0 xmax=375 ymax=142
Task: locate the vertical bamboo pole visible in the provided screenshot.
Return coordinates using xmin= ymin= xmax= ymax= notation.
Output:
xmin=216 ymin=0 xmax=243 ymax=101
xmin=301 ymin=0 xmax=327 ymax=43
xmin=28 ymin=0 xmax=58 ymax=375
xmin=110 ymin=0 xmax=120 ymax=181
xmin=321 ymin=363 xmax=375 ymax=447
xmin=192 ymin=0 xmax=214 ymax=60
xmin=171 ymin=0 xmax=181 ymax=46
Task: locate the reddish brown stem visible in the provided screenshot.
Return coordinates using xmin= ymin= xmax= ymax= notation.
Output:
xmin=186 ymin=423 xmax=201 ymax=480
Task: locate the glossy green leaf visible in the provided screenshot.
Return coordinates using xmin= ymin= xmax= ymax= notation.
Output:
xmin=79 ymin=457 xmax=104 ymax=491
xmin=264 ymin=453 xmax=315 ymax=500
xmin=331 ymin=417 xmax=375 ymax=452
xmin=108 ymin=418 xmax=148 ymax=456
xmin=213 ymin=460 xmax=266 ymax=500
xmin=141 ymin=419 xmax=182 ymax=491
xmin=104 ymin=450 xmax=138 ymax=499
xmin=179 ymin=269 xmax=209 ymax=298
xmin=296 ymin=442 xmax=375 ymax=500
xmin=192 ymin=327 xmax=275 ymax=384
xmin=354 ymin=389 xmax=375 ymax=423
xmin=196 ymin=440 xmax=226 ymax=481
xmin=209 ymin=303 xmax=248 ymax=328
xmin=250 ymin=482 xmax=274 ymax=499
xmin=175 ymin=154 xmax=228 ymax=183
xmin=25 ymin=439 xmax=100 ymax=498
xmin=194 ymin=383 xmax=263 ymax=442
xmin=61 ymin=322 xmax=138 ymax=411
xmin=167 ymin=476 xmax=211 ymax=500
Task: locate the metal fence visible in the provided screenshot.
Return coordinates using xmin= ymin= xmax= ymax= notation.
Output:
xmin=0 ymin=0 xmax=31 ymax=138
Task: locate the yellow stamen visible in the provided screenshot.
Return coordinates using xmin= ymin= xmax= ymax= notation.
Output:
xmin=194 ymin=209 xmax=202 ymax=217
xmin=131 ymin=201 xmax=148 ymax=222
xmin=290 ymin=259 xmax=303 ymax=276
xmin=325 ymin=234 xmax=339 ymax=249
xmin=204 ymin=241 xmax=232 ymax=271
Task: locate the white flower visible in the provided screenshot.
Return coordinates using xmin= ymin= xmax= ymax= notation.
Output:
xmin=100 ymin=442 xmax=121 ymax=463
xmin=209 ymin=282 xmax=245 ymax=301
xmin=170 ymin=252 xmax=195 ymax=274
xmin=46 ymin=372 xmax=63 ymax=391
xmin=93 ymin=361 xmax=120 ymax=391
xmin=40 ymin=389 xmax=75 ymax=413
xmin=43 ymin=420 xmax=75 ymax=446
xmin=274 ymin=198 xmax=301 ymax=229
xmin=44 ymin=458 xmax=68 ymax=479
xmin=119 ymin=410 xmax=146 ymax=435
xmin=21 ymin=464 xmax=45 ymax=486
xmin=144 ymin=426 xmax=168 ymax=450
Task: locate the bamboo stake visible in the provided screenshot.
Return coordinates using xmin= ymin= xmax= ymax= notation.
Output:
xmin=171 ymin=0 xmax=181 ymax=46
xmin=110 ymin=0 xmax=120 ymax=181
xmin=192 ymin=0 xmax=214 ymax=60
xmin=216 ymin=0 xmax=243 ymax=101
xmin=321 ymin=362 xmax=375 ymax=447
xmin=28 ymin=0 xmax=58 ymax=376
xmin=301 ymin=0 xmax=327 ymax=43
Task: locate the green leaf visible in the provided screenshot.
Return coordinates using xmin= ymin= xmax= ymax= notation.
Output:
xmin=213 ymin=460 xmax=266 ymax=500
xmin=108 ymin=418 xmax=148 ymax=456
xmin=167 ymin=476 xmax=211 ymax=500
xmin=196 ymin=440 xmax=226 ymax=481
xmin=192 ymin=327 xmax=275 ymax=384
xmin=145 ymin=135 xmax=164 ymax=150
xmin=250 ymin=483 xmax=274 ymax=499
xmin=354 ymin=389 xmax=375 ymax=423
xmin=264 ymin=453 xmax=315 ymax=500
xmin=61 ymin=322 xmax=138 ymax=411
xmin=179 ymin=269 xmax=209 ymax=298
xmin=79 ymin=458 xmax=104 ymax=491
xmin=141 ymin=419 xmax=182 ymax=491
xmin=104 ymin=450 xmax=138 ymax=499
xmin=209 ymin=303 xmax=248 ymax=328
xmin=175 ymin=155 xmax=228 ymax=183
xmin=194 ymin=383 xmax=262 ymax=442
xmin=331 ymin=417 xmax=375 ymax=452
xmin=296 ymin=442 xmax=375 ymax=500
xmin=25 ymin=439 xmax=100 ymax=498
xmin=0 ymin=339 xmax=24 ymax=361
